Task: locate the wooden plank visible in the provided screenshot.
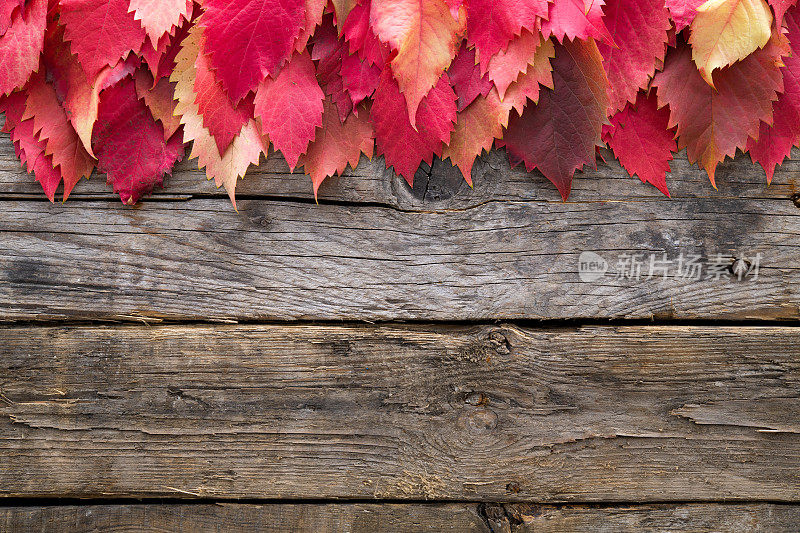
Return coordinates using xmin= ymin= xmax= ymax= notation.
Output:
xmin=2 ymin=133 xmax=799 ymax=209
xmin=0 ymin=190 xmax=797 ymax=322
xmin=1 ymin=324 xmax=798 ymax=501
xmin=492 ymin=503 xmax=800 ymax=532
xmin=2 ymin=503 xmax=800 ymax=532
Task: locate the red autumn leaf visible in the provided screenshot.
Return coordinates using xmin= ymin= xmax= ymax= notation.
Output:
xmin=0 ymin=0 xmax=46 ymax=96
xmin=194 ymin=30 xmax=255 ymax=155
xmin=605 ymin=90 xmax=676 ymax=196
xmin=149 ymin=12 xmax=194 ymax=85
xmin=447 ymin=41 xmax=492 ymax=111
xmin=59 ymin=0 xmax=147 ymax=78
xmin=342 ymin=0 xmax=388 ymax=66
xmin=255 ymin=50 xmax=325 ymax=170
xmin=769 ymin=0 xmax=799 ymax=24
xmin=21 ymin=73 xmax=95 ymax=195
xmin=599 ymin=0 xmax=671 ymax=113
xmin=465 ymin=0 xmax=548 ymax=65
xmin=200 ymin=0 xmax=306 ymax=104
xmin=371 ymin=69 xmax=457 ymax=184
xmin=312 ymin=14 xmax=354 ymax=121
xmin=141 ymin=33 xmax=171 ymax=83
xmin=664 ymin=0 xmax=707 ymax=31
xmin=747 ymin=5 xmax=800 ymax=182
xmin=0 ymin=0 xmax=23 ymax=36
xmin=299 ymin=97 xmax=375 ymax=196
xmin=43 ymin=24 xmax=140 ymax=157
xmin=541 ymin=0 xmax=614 ymax=45
xmin=171 ymin=25 xmax=265 ymax=208
xmin=295 ymin=0 xmax=327 ymax=53
xmin=93 ymin=77 xmax=184 ymax=204
xmin=653 ymin=38 xmax=785 ymax=184
xmin=442 ymin=88 xmax=508 ymax=185
xmin=370 ymin=0 xmax=464 ymax=127
xmin=485 ymin=29 xmax=549 ymax=100
xmin=341 ymin=52 xmax=382 ymax=108
xmin=502 ymin=38 xmax=608 ymax=200
xmin=500 ymin=37 xmax=556 ymax=113
xmin=129 ymin=0 xmax=192 ymax=44
xmin=0 ymin=90 xmax=64 ymax=200
xmin=134 ymin=69 xmax=182 ymax=141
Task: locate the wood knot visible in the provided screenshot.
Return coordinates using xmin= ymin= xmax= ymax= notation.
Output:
xmin=248 ymin=215 xmax=270 ymax=228
xmin=455 ymin=329 xmax=511 ymax=363
xmin=487 ymin=330 xmax=511 ymax=354
xmin=464 ymin=392 xmax=486 ymax=406
xmin=459 ymin=407 xmax=498 ymax=433
xmin=792 ymin=194 xmax=800 ymax=209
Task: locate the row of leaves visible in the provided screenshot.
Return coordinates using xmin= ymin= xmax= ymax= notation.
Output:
xmin=0 ymin=0 xmax=797 ymax=205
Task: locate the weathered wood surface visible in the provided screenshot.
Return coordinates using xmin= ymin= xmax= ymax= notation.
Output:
xmin=2 ymin=134 xmax=799 ymax=207
xmin=2 ymin=324 xmax=798 ymax=501
xmin=1 ymin=157 xmax=798 ymax=322
xmin=2 ymin=503 xmax=799 ymax=532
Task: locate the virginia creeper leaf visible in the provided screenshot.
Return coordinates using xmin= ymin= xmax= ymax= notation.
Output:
xmin=200 ymin=0 xmax=306 ymax=103
xmin=43 ymin=25 xmax=140 ymax=157
xmin=21 ymin=73 xmax=95 ymax=196
xmin=442 ymin=89 xmax=507 ymax=185
xmin=299 ymin=97 xmax=375 ymax=196
xmin=59 ymin=0 xmax=147 ymax=78
xmin=341 ymin=52 xmax=382 ymax=109
xmin=500 ymin=37 xmax=556 ymax=114
xmin=599 ymin=0 xmax=671 ymax=113
xmin=134 ymin=69 xmax=182 ymax=141
xmin=654 ymin=38 xmax=785 ymax=184
xmin=1 ymin=90 xmax=66 ymax=200
xmin=371 ymin=69 xmax=456 ymax=184
xmin=666 ymin=0 xmax=706 ymax=30
xmin=312 ymin=14 xmax=355 ymax=121
xmin=342 ymin=0 xmax=389 ymax=66
xmin=255 ymin=50 xmax=325 ymax=171
xmin=370 ymin=0 xmax=464 ymax=127
xmin=541 ymin=0 xmax=614 ymax=45
xmin=769 ymin=0 xmax=798 ymax=24
xmin=605 ymin=90 xmax=676 ymax=196
xmin=0 ymin=0 xmax=23 ymax=36
xmin=485 ymin=30 xmax=550 ymax=100
xmin=171 ymin=25 xmax=264 ymax=207
xmin=502 ymin=38 xmax=608 ymax=200
xmin=129 ymin=0 xmax=192 ymax=44
xmin=0 ymin=0 xmax=46 ymax=96
xmin=747 ymin=5 xmax=800 ymax=182
xmin=689 ymin=0 xmax=774 ymax=85
xmin=194 ymin=29 xmax=255 ymax=154
xmin=447 ymin=41 xmax=492 ymax=111
xmin=465 ymin=0 xmax=548 ymax=65
xmin=93 ymin=77 xmax=184 ymax=204
xmin=295 ymin=0 xmax=327 ymax=52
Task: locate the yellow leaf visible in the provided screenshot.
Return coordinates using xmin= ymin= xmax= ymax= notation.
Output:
xmin=690 ymin=0 xmax=773 ymax=86
xmin=371 ymin=0 xmax=464 ymax=127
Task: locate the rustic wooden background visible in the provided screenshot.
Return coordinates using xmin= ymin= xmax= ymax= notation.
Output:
xmin=1 ymin=129 xmax=799 ymax=531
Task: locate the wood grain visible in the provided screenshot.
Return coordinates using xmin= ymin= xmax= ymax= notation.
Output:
xmin=2 ymin=503 xmax=799 ymax=532
xmin=2 ymin=324 xmax=798 ymax=501
xmin=2 ymin=134 xmax=799 ymax=209
xmin=0 ymin=193 xmax=797 ymax=322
